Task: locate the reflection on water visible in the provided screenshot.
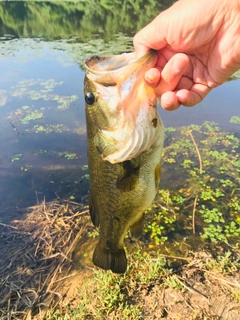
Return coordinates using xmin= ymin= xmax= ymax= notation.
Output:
xmin=0 ymin=0 xmax=175 ymax=41
xmin=0 ymin=1 xmax=239 ymax=226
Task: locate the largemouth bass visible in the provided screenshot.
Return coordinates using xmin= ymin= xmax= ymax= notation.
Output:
xmin=84 ymin=50 xmax=164 ymax=273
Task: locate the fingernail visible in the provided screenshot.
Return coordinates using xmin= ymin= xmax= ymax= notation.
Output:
xmin=145 ymin=68 xmax=160 ymax=84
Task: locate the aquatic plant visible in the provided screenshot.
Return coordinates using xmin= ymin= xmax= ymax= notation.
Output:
xmin=146 ymin=121 xmax=240 ymax=247
xmin=11 ymin=153 xmax=22 ymax=162
xmin=230 ymin=115 xmax=240 ymax=124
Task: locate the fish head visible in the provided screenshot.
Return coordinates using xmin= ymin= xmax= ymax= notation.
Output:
xmin=84 ymin=50 xmax=162 ymax=163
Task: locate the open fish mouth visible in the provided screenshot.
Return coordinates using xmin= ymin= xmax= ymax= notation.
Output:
xmin=85 ymin=50 xmax=157 ymax=76
xmin=84 ymin=50 xmax=160 ymax=164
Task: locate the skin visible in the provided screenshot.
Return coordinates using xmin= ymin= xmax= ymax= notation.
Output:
xmin=133 ymin=0 xmax=240 ymax=110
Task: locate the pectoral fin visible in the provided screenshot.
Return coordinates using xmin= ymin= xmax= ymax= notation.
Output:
xmin=89 ymin=191 xmax=100 ymax=227
xmin=154 ymin=163 xmax=161 ymax=190
xmin=129 ymin=214 xmax=144 ymax=239
xmin=116 ymin=160 xmax=140 ymax=192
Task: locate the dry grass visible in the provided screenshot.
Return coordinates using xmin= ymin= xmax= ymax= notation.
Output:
xmin=0 ymin=199 xmax=239 ymax=320
xmin=0 ymin=199 xmax=91 ymax=320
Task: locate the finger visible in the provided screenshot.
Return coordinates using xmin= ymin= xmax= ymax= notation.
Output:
xmin=154 ymin=53 xmax=189 ymax=96
xmin=176 ymin=76 xmax=193 ymax=90
xmin=160 ymin=81 xmax=212 ymax=110
xmin=145 ymin=68 xmax=161 ymax=87
xmin=176 ymin=83 xmax=211 ymax=107
xmin=133 ymin=14 xmax=167 ymax=57
xmin=161 ymin=91 xmax=181 ymax=111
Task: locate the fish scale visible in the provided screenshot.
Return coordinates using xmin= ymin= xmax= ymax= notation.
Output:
xmin=84 ymin=50 xmax=164 ymax=273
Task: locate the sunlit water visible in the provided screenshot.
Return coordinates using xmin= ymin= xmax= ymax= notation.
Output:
xmin=0 ymin=1 xmax=239 ymax=224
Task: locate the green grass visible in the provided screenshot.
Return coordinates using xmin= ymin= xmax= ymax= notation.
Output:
xmin=45 ymin=248 xmax=240 ymax=319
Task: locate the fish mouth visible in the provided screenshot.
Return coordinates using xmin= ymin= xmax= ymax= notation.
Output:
xmin=84 ymin=49 xmax=158 ymax=81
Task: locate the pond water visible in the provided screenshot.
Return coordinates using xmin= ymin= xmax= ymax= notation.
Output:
xmin=0 ymin=0 xmax=239 ymax=227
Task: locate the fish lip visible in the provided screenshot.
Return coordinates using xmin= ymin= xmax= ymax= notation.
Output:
xmin=84 ymin=49 xmax=158 ymax=75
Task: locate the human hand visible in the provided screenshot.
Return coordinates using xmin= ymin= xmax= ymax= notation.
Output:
xmin=134 ymin=0 xmax=240 ymax=110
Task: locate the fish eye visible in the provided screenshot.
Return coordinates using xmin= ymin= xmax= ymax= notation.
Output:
xmin=85 ymin=92 xmax=95 ymax=105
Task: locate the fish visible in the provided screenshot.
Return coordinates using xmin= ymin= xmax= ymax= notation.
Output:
xmin=84 ymin=50 xmax=164 ymax=273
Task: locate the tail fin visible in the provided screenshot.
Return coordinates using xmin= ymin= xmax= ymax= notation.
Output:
xmin=92 ymin=242 xmax=127 ymax=274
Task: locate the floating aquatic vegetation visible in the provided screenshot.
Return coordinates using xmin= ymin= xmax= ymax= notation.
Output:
xmin=35 ymin=149 xmax=48 ymax=154
xmin=20 ymin=165 xmax=32 ymax=172
xmin=11 ymin=78 xmax=63 ymax=99
xmin=64 ymin=152 xmax=78 ymax=160
xmin=9 ymin=79 xmax=77 ymax=115
xmin=6 ymin=77 xmax=79 ymax=134
xmin=81 ymin=173 xmax=90 ymax=180
xmin=230 ymin=116 xmax=240 ymax=124
xmin=21 ymin=110 xmax=44 ymax=125
xmin=8 ymin=105 xmax=44 ymax=126
xmin=33 ymin=124 xmax=69 ymax=133
xmin=27 ymin=90 xmax=48 ymax=100
xmin=55 ymin=95 xmax=78 ymax=110
xmin=145 ymin=121 xmax=240 ymax=246
xmin=0 ymin=35 xmax=133 ymax=69
xmin=40 ymin=79 xmax=63 ymax=91
xmin=11 ymin=154 xmax=22 ymax=162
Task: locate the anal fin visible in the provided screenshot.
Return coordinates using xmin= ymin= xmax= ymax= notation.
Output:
xmin=93 ymin=242 xmax=127 ymax=274
xmin=129 ymin=214 xmax=144 ymax=239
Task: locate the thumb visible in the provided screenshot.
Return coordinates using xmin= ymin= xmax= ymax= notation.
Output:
xmin=133 ymin=13 xmax=167 ymax=57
